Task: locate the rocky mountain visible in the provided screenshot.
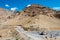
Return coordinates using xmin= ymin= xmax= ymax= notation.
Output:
xmin=0 ymin=8 xmax=12 ymax=23
xmin=1 ymin=4 xmax=60 ymax=30
xmin=0 ymin=4 xmax=60 ymax=40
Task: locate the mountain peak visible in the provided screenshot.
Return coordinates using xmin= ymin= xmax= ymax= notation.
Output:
xmin=22 ymin=4 xmax=55 ymax=17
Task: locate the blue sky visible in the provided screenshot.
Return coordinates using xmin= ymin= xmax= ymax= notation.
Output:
xmin=0 ymin=0 xmax=60 ymax=11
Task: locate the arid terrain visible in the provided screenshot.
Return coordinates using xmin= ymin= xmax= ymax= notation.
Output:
xmin=0 ymin=4 xmax=60 ymax=40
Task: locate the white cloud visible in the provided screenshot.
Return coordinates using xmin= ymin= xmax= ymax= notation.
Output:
xmin=10 ymin=7 xmax=18 ymax=11
xmin=27 ymin=4 xmax=31 ymax=7
xmin=5 ymin=4 xmax=9 ymax=7
xmin=53 ymin=7 xmax=60 ymax=10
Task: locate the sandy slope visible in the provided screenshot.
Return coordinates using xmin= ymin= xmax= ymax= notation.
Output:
xmin=1 ymin=14 xmax=60 ymax=30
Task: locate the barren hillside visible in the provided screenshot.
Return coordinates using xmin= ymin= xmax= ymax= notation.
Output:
xmin=1 ymin=4 xmax=60 ymax=30
xmin=0 ymin=4 xmax=60 ymax=40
